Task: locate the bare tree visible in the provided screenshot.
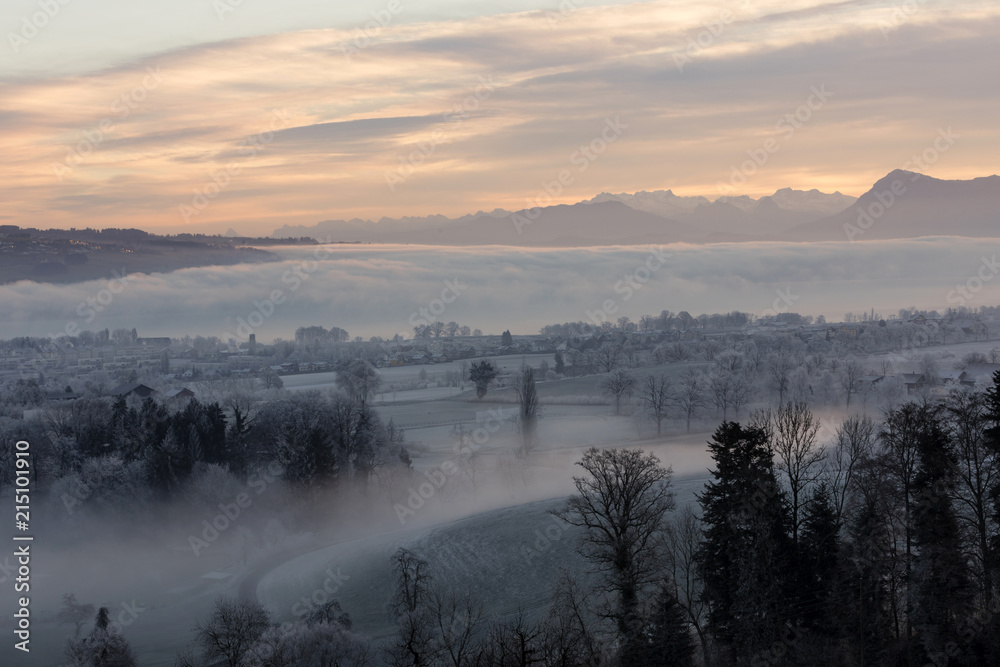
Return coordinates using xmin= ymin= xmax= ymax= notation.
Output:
xmin=600 ymin=368 xmax=636 ymax=415
xmin=878 ymin=400 xmax=929 ymax=637
xmin=946 ymin=388 xmax=999 ymax=603
xmin=554 ymin=448 xmax=675 ymax=641
xmin=58 ymin=593 xmax=95 ymax=639
xmin=676 ymin=370 xmax=706 ymax=432
xmin=664 ymin=506 xmax=711 ymax=661
xmin=766 ymin=354 xmax=795 ymax=404
xmin=432 ymin=590 xmax=484 ymax=667
xmin=919 ymin=354 xmax=940 ymax=388
xmin=220 ymin=380 xmax=264 ymax=475
xmin=709 ymin=371 xmax=748 ymax=421
xmin=713 ymin=349 xmax=744 ymax=375
xmin=513 ymin=365 xmax=540 ymax=456
xmin=543 ymin=570 xmax=603 ymax=666
xmin=742 ymin=341 xmax=767 ymax=374
xmin=476 ymin=610 xmax=545 ymax=666
xmin=757 ymin=401 xmax=824 ymax=545
xmin=828 ymin=414 xmax=876 ymax=526
xmin=804 ymin=354 xmax=826 ymax=375
xmin=389 ymin=548 xmax=439 ymax=667
xmin=594 ymin=340 xmax=624 ymax=373
xmin=641 ymin=373 xmax=674 ymax=436
xmin=729 ymin=375 xmax=751 ymax=418
xmin=194 ymin=597 xmax=271 ymax=667
xmin=839 ymin=359 xmax=866 ymax=408
xmin=451 ymin=423 xmax=482 ymax=500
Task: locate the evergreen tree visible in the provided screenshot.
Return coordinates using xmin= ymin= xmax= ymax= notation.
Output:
xmin=622 ymin=584 xmax=696 ymax=666
xmin=844 ymin=495 xmax=896 ymax=666
xmin=146 ymin=426 xmax=181 ymax=498
xmin=796 ymin=484 xmax=841 ymax=632
xmin=696 ymin=422 xmax=792 ymax=664
xmin=910 ymin=403 xmax=974 ymax=664
xmin=786 ymin=483 xmax=845 ymax=664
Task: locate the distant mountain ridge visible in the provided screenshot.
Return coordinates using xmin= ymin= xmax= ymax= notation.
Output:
xmin=272 ymin=172 xmax=1000 ymax=245
xmin=586 ymin=187 xmax=857 ymax=236
xmin=273 ymin=201 xmax=701 ymax=247
xmin=786 ymin=170 xmax=1000 ymax=241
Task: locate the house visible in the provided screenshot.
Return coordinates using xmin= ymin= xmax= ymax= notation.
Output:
xmin=900 ymin=374 xmax=925 ymax=394
xmin=46 ymin=390 xmax=80 ymax=402
xmin=109 ymin=382 xmax=157 ymax=398
xmin=163 ymin=387 xmax=195 ymax=401
xmin=860 ymin=375 xmax=884 ymax=387
xmin=136 ymin=337 xmax=172 ymax=347
xmin=938 ymin=370 xmax=963 ymax=386
xmin=960 ymin=363 xmax=1000 ymax=386
xmin=956 ymin=320 xmax=990 ymax=340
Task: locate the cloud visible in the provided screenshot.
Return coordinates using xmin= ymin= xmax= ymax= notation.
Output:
xmin=3 ymin=239 xmax=997 ymax=341
xmin=1 ymin=1 xmax=998 ymax=234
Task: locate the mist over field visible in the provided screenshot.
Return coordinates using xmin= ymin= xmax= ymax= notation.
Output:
xmin=5 ymin=0 xmax=1000 ymax=664
xmin=4 ymin=238 xmax=1000 ymax=342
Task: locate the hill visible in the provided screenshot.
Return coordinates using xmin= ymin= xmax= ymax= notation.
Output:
xmin=0 ymin=227 xmax=301 ymax=285
xmin=788 ymin=170 xmax=1000 ymax=241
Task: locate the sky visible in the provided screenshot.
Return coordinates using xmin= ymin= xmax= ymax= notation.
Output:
xmin=1 ymin=0 xmax=998 ymax=236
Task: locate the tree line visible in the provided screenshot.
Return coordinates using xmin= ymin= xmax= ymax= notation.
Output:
xmin=328 ymin=374 xmax=1000 ymax=666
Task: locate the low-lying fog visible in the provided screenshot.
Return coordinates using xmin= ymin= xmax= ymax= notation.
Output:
xmin=0 ymin=400 xmax=740 ymax=666
xmin=0 ymin=374 xmax=868 ymax=666
xmin=4 ymin=238 xmax=999 ymax=340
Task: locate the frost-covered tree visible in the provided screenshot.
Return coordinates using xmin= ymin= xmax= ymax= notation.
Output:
xmin=337 ymin=359 xmax=381 ymax=406
xmin=640 ymin=373 xmax=673 ymax=436
xmin=469 ymin=361 xmax=498 ymax=400
xmin=64 ymin=607 xmax=138 ymax=667
xmin=194 ymin=597 xmax=271 ymax=667
xmin=600 ymin=368 xmax=636 ymax=415
xmin=513 ymin=365 xmax=539 ymax=456
xmin=242 ymin=622 xmax=375 ymax=667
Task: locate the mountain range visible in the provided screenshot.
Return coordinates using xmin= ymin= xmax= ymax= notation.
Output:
xmin=271 ymin=171 xmax=1000 ymax=245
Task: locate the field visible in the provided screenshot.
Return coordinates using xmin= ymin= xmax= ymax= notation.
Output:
xmin=4 ymin=339 xmax=995 ymax=665
xmin=0 ymin=357 xmax=717 ymax=666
